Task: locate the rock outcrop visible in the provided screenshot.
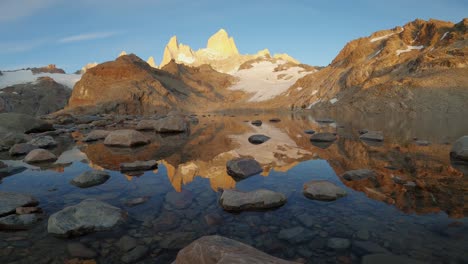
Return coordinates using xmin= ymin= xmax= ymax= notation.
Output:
xmin=31 ymin=64 xmax=65 ymax=74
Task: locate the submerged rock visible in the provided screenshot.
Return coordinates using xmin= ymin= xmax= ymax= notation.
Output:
xmin=361 ymin=254 xmax=425 ymax=264
xmin=83 ymin=130 xmax=111 ymax=142
xmin=103 ymin=130 xmax=150 ymax=147
xmin=342 ymin=169 xmax=376 ymax=181
xmin=173 ymin=235 xmax=299 ymax=264
xmin=327 ymin=238 xmax=351 ymax=250
xmin=226 ymin=158 xmax=263 ymax=179
xmin=24 ymin=149 xmax=57 ymax=163
xmin=120 ymin=160 xmax=157 ymax=172
xmin=303 ymin=180 xmax=347 ymax=201
xmin=153 ymin=116 xmax=189 ymax=133
xmin=248 ymin=134 xmax=271 ymax=145
xmin=251 ymin=120 xmax=262 ymax=126
xmin=70 ymin=170 xmax=110 ymax=188
xmin=67 ymin=242 xmax=97 ymax=258
xmin=0 ymin=192 xmax=38 ymax=217
xmin=9 ymin=143 xmax=38 ymax=156
xmin=359 ymin=131 xmax=384 ymax=142
xmin=48 ymin=199 xmax=126 ymax=237
xmin=278 ymin=226 xmax=316 ymax=244
xmin=450 ymin=136 xmax=468 ymax=163
xmin=310 ymin=133 xmax=337 ymax=142
xmin=219 ymin=189 xmax=287 ymax=211
xmin=28 ymin=136 xmax=57 ymax=148
xmin=0 ymin=214 xmax=41 ymax=230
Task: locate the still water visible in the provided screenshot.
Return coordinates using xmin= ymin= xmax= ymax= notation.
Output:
xmin=1 ymin=112 xmax=467 ymax=263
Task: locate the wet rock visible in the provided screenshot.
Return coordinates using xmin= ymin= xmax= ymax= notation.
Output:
xmin=28 ymin=136 xmax=57 ymax=148
xmin=359 ymin=131 xmax=384 ymax=142
xmin=269 ymin=118 xmax=281 ymax=122
xmin=226 ymin=158 xmax=263 ymax=179
xmin=278 ymin=227 xmax=316 ymax=244
xmin=0 ymin=192 xmax=38 ymax=216
xmin=310 ymin=133 xmax=337 ymax=142
xmin=303 ymin=180 xmax=347 ymax=201
xmin=327 ymin=238 xmax=351 ymax=250
xmin=103 ymin=130 xmax=150 ymax=147
xmin=67 ymin=242 xmax=97 ymax=258
xmin=342 ymin=169 xmax=376 ymax=181
xmin=48 ymin=199 xmax=126 ymax=237
xmin=120 ymin=160 xmax=157 ymax=172
xmin=121 ymin=245 xmax=148 ymax=263
xmin=414 ymin=140 xmax=430 ymax=146
xmin=160 ymin=231 xmax=197 ymax=249
xmin=153 ymin=116 xmax=189 ymax=133
xmin=450 ymin=136 xmax=468 ymax=163
xmin=83 ymin=130 xmax=110 ymax=142
xmin=9 ymin=143 xmax=38 ymax=156
xmin=251 ymin=120 xmax=262 ymax=126
xmin=315 ymin=118 xmax=335 ymax=123
xmin=16 ymin=207 xmax=42 ymax=215
xmin=355 ymin=229 xmax=370 ymax=241
xmin=124 ymin=196 xmax=150 ymax=207
xmin=165 ymin=190 xmax=193 ymax=209
xmin=204 ymin=213 xmax=223 ymax=226
xmin=173 ymin=235 xmax=299 ymax=264
xmin=152 ymin=211 xmax=180 ymax=231
xmin=24 ymin=149 xmax=57 ymax=163
xmin=352 ymin=241 xmax=389 ymax=256
xmin=75 ymin=115 xmax=101 ymax=125
xmin=0 ymin=214 xmax=40 ymax=230
xmin=117 ymin=235 xmax=137 ymax=252
xmin=248 ymin=134 xmax=271 ymax=145
xmin=0 ymin=113 xmax=54 ymax=134
xmin=70 ymin=170 xmax=110 ymax=188
xmin=361 ymin=254 xmax=425 ymax=264
xmin=358 ymin=129 xmax=369 ymax=135
xmin=219 ymin=189 xmax=287 ymax=211
xmin=0 ymin=165 xmax=27 ymax=178
xmin=136 ymin=120 xmax=159 ymax=131
xmin=304 ymin=130 xmax=315 ymax=135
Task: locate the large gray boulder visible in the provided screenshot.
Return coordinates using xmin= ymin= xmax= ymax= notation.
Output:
xmin=173 ymin=235 xmax=299 ymax=264
xmin=342 ymin=169 xmax=376 ymax=181
xmin=103 ymin=130 xmax=150 ymax=147
xmin=450 ymin=136 xmax=468 ymax=163
xmin=153 ymin=116 xmax=189 ymax=133
xmin=0 ymin=192 xmax=38 ymax=217
xmin=24 ymin=149 xmax=57 ymax=163
xmin=303 ymin=180 xmax=347 ymax=201
xmin=70 ymin=170 xmax=110 ymax=188
xmin=219 ymin=189 xmax=287 ymax=211
xmin=47 ymin=199 xmax=126 ymax=237
xmin=226 ymin=158 xmax=263 ymax=179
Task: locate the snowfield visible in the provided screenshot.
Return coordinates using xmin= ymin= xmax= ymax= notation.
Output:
xmin=396 ymin=45 xmax=424 ymax=56
xmin=0 ymin=70 xmax=81 ymax=89
xmin=229 ymin=60 xmax=313 ymax=102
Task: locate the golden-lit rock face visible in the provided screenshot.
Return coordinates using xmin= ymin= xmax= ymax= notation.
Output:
xmin=206 ymin=29 xmax=239 ymax=57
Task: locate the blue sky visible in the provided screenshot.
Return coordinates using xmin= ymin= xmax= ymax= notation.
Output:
xmin=0 ymin=0 xmax=466 ymax=72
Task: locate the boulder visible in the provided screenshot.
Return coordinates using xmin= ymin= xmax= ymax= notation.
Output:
xmin=135 ymin=120 xmax=158 ymax=131
xmin=226 ymin=158 xmax=263 ymax=179
xmin=361 ymin=254 xmax=425 ymax=264
xmin=310 ymin=133 xmax=337 ymax=142
xmin=70 ymin=170 xmax=110 ymax=188
xmin=248 ymin=134 xmax=271 ymax=145
xmin=24 ymin=149 xmax=57 ymax=163
xmin=28 ymin=136 xmax=57 ymax=148
xmin=219 ymin=189 xmax=287 ymax=211
xmin=303 ymin=180 xmax=347 ymax=201
xmin=342 ymin=169 xmax=376 ymax=181
xmin=120 ymin=160 xmax=158 ymax=172
xmin=173 ymin=235 xmax=299 ymax=264
xmin=47 ymin=199 xmax=126 ymax=237
xmin=153 ymin=116 xmax=189 ymax=133
xmin=9 ymin=143 xmax=38 ymax=156
xmin=0 ymin=192 xmax=38 ymax=217
xmin=103 ymin=130 xmax=150 ymax=147
xmin=450 ymin=136 xmax=468 ymax=163
xmin=359 ymin=131 xmax=384 ymax=142
xmin=0 ymin=113 xmax=54 ymax=133
xmin=83 ymin=130 xmax=111 ymax=142
xmin=0 ymin=214 xmax=40 ymax=230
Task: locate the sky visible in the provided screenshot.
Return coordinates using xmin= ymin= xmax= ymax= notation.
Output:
xmin=0 ymin=0 xmax=466 ymax=72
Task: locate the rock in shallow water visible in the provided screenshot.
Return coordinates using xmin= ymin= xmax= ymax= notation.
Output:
xmin=0 ymin=214 xmax=40 ymax=230
xmin=47 ymin=199 xmax=126 ymax=237
xmin=67 ymin=242 xmax=97 ymax=258
xmin=248 ymin=134 xmax=271 ymax=145
xmin=120 ymin=160 xmax=157 ymax=172
xmin=359 ymin=131 xmax=384 ymax=142
xmin=251 ymin=120 xmax=262 ymax=126
xmin=327 ymin=238 xmax=351 ymax=250
xmin=278 ymin=226 xmax=316 ymax=244
xmin=219 ymin=189 xmax=287 ymax=211
xmin=303 ymin=180 xmax=347 ymax=201
xmin=0 ymin=192 xmax=38 ymax=217
xmin=103 ymin=130 xmax=150 ymax=147
xmin=70 ymin=170 xmax=110 ymax=188
xmin=28 ymin=136 xmax=57 ymax=148
xmin=450 ymin=136 xmax=468 ymax=163
xmin=173 ymin=235 xmax=299 ymax=264
xmin=342 ymin=169 xmax=376 ymax=181
xmin=310 ymin=133 xmax=337 ymax=142
xmin=24 ymin=149 xmax=57 ymax=163
xmin=153 ymin=116 xmax=189 ymax=133
xmin=9 ymin=143 xmax=38 ymax=156
xmin=226 ymin=158 xmax=263 ymax=179
xmin=83 ymin=130 xmax=110 ymax=142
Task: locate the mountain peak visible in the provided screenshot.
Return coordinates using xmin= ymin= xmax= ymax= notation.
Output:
xmin=206 ymin=28 xmax=239 ymax=57
xmin=118 ymin=51 xmax=127 ymax=57
xmin=147 ymin=56 xmax=157 ymax=68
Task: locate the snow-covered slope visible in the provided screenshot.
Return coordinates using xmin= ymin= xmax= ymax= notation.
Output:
xmin=0 ymin=70 xmax=81 ymax=89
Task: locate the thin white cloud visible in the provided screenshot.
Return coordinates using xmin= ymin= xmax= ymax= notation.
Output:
xmin=0 ymin=0 xmax=58 ymax=22
xmin=58 ymin=32 xmax=120 ymax=43
xmin=0 ymin=39 xmax=50 ymax=53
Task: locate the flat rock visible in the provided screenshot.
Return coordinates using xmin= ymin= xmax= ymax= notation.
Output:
xmin=24 ymin=149 xmax=57 ymax=163
xmin=342 ymin=169 xmax=376 ymax=181
xmin=269 ymin=118 xmax=281 ymax=122
xmin=124 ymin=196 xmax=150 ymax=207
xmin=414 ymin=140 xmax=430 ymax=146
xmin=304 ymin=129 xmax=315 ymax=134
xmin=47 ymin=199 xmax=126 ymax=237
xmin=28 ymin=136 xmax=57 ymax=148
xmin=359 ymin=131 xmax=384 ymax=142
xmin=310 ymin=133 xmax=337 ymax=142
xmin=219 ymin=189 xmax=287 ymax=211
xmin=303 ymin=180 xmax=347 ymax=201
xmin=70 ymin=170 xmax=110 ymax=188
xmin=0 ymin=214 xmax=40 ymax=230
xmin=327 ymin=238 xmax=351 ymax=250
xmin=173 ymin=235 xmax=299 ymax=264
xmin=135 ymin=120 xmax=158 ymax=131
xmin=248 ymin=134 xmax=271 ymax=145
xmin=67 ymin=242 xmax=97 ymax=258
xmin=450 ymin=136 xmax=468 ymax=163
xmin=9 ymin=143 xmax=38 ymax=156
xmin=315 ymin=118 xmax=335 ymax=123
xmin=278 ymin=227 xmax=316 ymax=244
xmin=16 ymin=206 xmax=42 ymax=215
xmin=226 ymin=158 xmax=263 ymax=179
xmin=0 ymin=192 xmax=38 ymax=216
xmin=83 ymin=130 xmax=111 ymax=142
xmin=251 ymin=120 xmax=262 ymax=126
xmin=120 ymin=160 xmax=157 ymax=172
xmin=361 ymin=254 xmax=425 ymax=264
xmin=153 ymin=116 xmax=188 ymax=133
xmin=103 ymin=130 xmax=150 ymax=147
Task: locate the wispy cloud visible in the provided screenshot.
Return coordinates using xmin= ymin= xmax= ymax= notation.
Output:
xmin=0 ymin=39 xmax=50 ymax=54
xmin=58 ymin=32 xmax=120 ymax=43
xmin=0 ymin=0 xmax=58 ymax=22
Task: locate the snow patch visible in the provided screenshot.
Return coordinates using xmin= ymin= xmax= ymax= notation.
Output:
xmin=396 ymin=45 xmax=424 ymax=56
xmin=330 ymin=98 xmax=338 ymax=104
xmin=369 ymin=49 xmax=382 ymax=59
xmin=440 ymin=32 xmax=449 ymax=41
xmin=177 ymin=53 xmax=195 ymax=64
xmin=0 ymin=70 xmax=81 ymax=89
xmin=370 ymin=28 xmax=404 ymax=43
